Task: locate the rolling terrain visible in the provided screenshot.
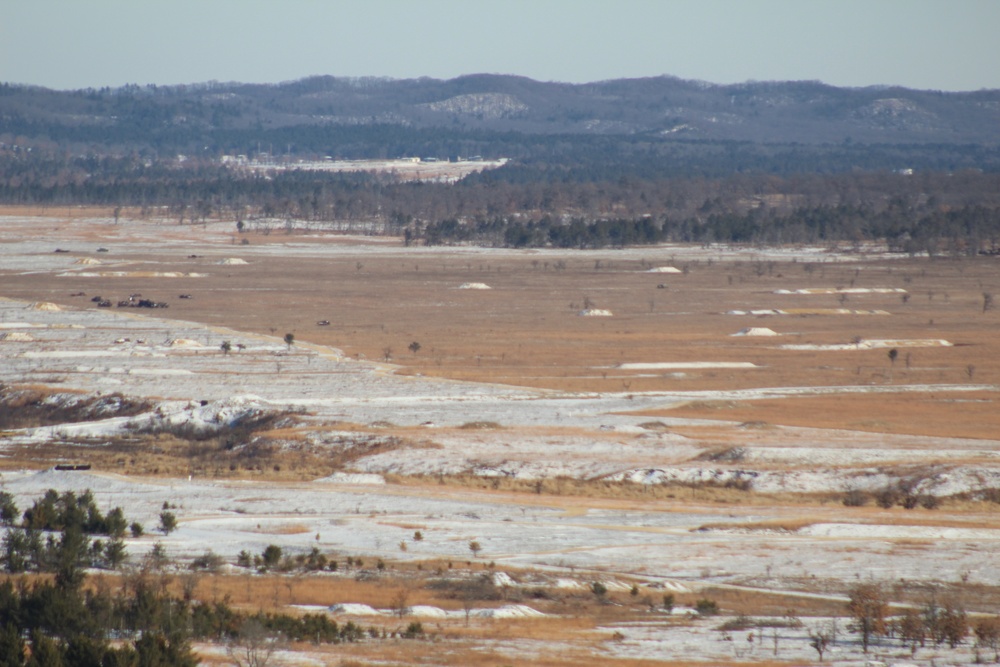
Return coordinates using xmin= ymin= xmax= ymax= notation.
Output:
xmin=1 ymin=207 xmax=998 ymax=665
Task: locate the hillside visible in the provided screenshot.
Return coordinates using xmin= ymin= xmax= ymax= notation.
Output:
xmin=2 ymin=74 xmax=999 ymax=156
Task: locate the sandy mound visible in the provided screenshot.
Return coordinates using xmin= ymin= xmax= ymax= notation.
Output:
xmin=646 ymin=266 xmax=682 ymax=273
xmin=75 ymin=257 xmax=104 ymax=265
xmin=219 ymin=258 xmax=248 ymax=265
xmin=167 ymin=338 xmax=202 ymax=348
xmin=458 ymin=282 xmax=492 ymax=290
xmin=578 ymin=309 xmax=613 ymax=317
xmin=0 ymin=332 xmax=35 ymax=342
xmin=27 ymin=302 xmax=62 ymax=311
xmin=732 ymin=327 xmax=780 ymax=336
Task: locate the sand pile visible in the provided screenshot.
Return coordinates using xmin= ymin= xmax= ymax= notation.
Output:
xmin=578 ymin=309 xmax=613 ymax=317
xmin=732 ymin=327 xmax=780 ymax=336
xmin=219 ymin=258 xmax=248 ymax=265
xmin=458 ymin=282 xmax=491 ymax=290
xmin=27 ymin=302 xmax=62 ymax=311
xmin=75 ymin=257 xmax=103 ymax=265
xmin=0 ymin=332 xmax=34 ymax=342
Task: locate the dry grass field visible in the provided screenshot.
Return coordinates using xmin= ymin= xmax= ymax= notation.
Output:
xmin=1 ymin=206 xmax=999 ymax=665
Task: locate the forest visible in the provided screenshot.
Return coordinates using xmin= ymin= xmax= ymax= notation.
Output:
xmin=1 ymin=148 xmax=999 ymax=254
xmin=2 ymin=73 xmax=1000 ymax=252
xmin=0 ymin=489 xmax=410 ymax=666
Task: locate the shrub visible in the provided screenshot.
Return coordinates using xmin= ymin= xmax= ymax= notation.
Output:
xmin=158 ymin=511 xmax=177 ymax=535
xmin=403 ymin=621 xmax=424 ymax=638
xmin=190 ymin=550 xmax=224 ymax=572
xmin=920 ymin=494 xmax=941 ymax=510
xmin=696 ymin=598 xmax=719 ymax=616
xmin=261 ymin=544 xmax=282 ymax=569
xmin=874 ymin=486 xmax=898 ymax=509
xmin=843 ymin=489 xmax=869 ymax=507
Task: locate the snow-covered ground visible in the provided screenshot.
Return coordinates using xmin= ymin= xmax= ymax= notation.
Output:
xmin=2 ymin=295 xmax=999 ymax=596
xmin=2 ymin=214 xmax=999 ymax=665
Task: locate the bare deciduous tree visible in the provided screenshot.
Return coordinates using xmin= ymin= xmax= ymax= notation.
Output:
xmin=226 ymin=619 xmax=285 ymax=667
xmin=809 ymin=624 xmax=833 ymax=661
xmin=391 ymin=587 xmax=410 ymax=619
xmin=847 ymin=581 xmax=888 ymax=653
xmin=975 ymin=615 xmax=1000 ymax=662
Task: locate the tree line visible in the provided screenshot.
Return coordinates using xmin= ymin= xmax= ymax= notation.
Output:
xmin=0 ymin=489 xmax=418 ymax=666
xmin=2 ymin=149 xmax=1000 ymax=252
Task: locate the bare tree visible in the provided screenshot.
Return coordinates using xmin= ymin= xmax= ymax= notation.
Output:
xmin=226 ymin=619 xmax=285 ymax=667
xmin=391 ymin=587 xmax=411 ymax=619
xmin=809 ymin=624 xmax=833 ymax=661
xmin=975 ymin=615 xmax=1000 ymax=662
xmin=983 ymin=292 xmax=994 ymax=314
xmin=847 ymin=581 xmax=888 ymax=653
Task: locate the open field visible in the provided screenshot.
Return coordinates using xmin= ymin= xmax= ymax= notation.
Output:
xmin=1 ymin=207 xmax=999 ymax=665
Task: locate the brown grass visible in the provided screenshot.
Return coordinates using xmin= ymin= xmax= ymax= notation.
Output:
xmin=657 ymin=391 xmax=999 ymax=440
xmin=3 ymin=207 xmax=1000 ymax=664
xmin=4 ymin=208 xmax=998 ymax=433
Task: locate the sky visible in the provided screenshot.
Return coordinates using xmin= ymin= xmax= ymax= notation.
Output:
xmin=2 ymin=0 xmax=999 ymax=92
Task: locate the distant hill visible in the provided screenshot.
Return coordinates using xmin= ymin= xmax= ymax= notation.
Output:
xmin=2 ymin=74 xmax=999 ymax=152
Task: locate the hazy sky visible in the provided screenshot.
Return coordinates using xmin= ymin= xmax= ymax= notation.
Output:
xmin=3 ymin=0 xmax=998 ymax=91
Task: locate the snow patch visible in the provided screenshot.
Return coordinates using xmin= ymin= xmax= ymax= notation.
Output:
xmin=219 ymin=257 xmax=248 ymax=265
xmin=774 ymin=287 xmax=906 ymax=295
xmin=726 ymin=309 xmax=786 ymax=316
xmin=646 ymin=266 xmax=682 ymax=273
xmin=474 ymin=604 xmax=547 ymax=618
xmin=617 ymin=362 xmax=758 ymax=370
xmin=167 ymin=338 xmax=202 ymax=348
xmin=62 ymin=271 xmax=206 ymax=278
xmin=458 ymin=282 xmax=492 ymax=290
xmin=782 ymin=339 xmax=952 ymax=351
xmin=578 ymin=309 xmax=613 ymax=317
xmin=330 ymin=603 xmax=381 ymax=616
xmin=408 ymin=605 xmax=449 ymax=618
xmin=315 ymin=472 xmax=386 ymax=485
xmin=731 ymin=327 xmax=780 ymax=337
